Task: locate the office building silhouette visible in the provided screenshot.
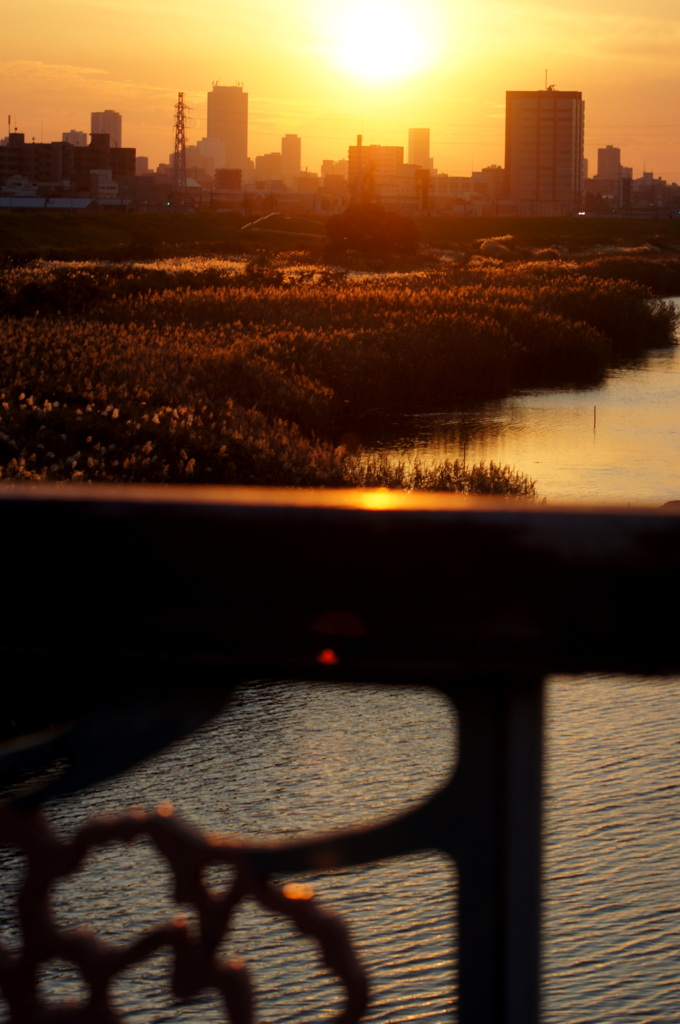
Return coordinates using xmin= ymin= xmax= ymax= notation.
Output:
xmin=597 ymin=145 xmax=621 ymax=179
xmin=408 ymin=128 xmax=432 ymax=171
xmin=505 ymin=89 xmax=584 ymax=215
xmin=281 ymin=134 xmax=301 ymax=184
xmin=207 ymin=85 xmax=248 ymax=172
xmin=91 ymin=110 xmax=122 ymax=148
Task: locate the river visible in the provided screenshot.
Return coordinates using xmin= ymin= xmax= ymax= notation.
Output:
xmin=1 ymin=303 xmax=679 ymax=1023
xmin=6 ymin=677 xmax=677 ymax=1024
xmin=359 ymin=297 xmax=680 ymax=505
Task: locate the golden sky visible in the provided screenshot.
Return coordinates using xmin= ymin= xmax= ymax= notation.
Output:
xmin=3 ymin=0 xmax=680 ymax=180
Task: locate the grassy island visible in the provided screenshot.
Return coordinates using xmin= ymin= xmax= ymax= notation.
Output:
xmin=1 ymin=213 xmax=678 ymax=496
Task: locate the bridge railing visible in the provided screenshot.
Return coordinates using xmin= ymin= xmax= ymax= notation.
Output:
xmin=1 ymin=485 xmax=679 ymax=1024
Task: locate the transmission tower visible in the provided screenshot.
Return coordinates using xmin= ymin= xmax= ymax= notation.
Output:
xmin=172 ymin=92 xmax=187 ymax=191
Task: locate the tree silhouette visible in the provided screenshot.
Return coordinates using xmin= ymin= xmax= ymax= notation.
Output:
xmin=326 ymin=204 xmax=419 ymax=255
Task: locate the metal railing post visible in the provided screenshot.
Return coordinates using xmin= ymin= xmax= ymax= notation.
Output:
xmin=450 ymin=676 xmax=543 ymax=1023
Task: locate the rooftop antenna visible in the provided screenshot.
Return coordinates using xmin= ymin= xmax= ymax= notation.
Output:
xmin=545 ymin=69 xmax=547 ymax=90
xmin=172 ymin=91 xmax=188 ymax=190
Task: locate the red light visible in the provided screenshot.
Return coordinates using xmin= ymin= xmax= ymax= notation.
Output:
xmin=317 ymin=648 xmax=339 ymax=665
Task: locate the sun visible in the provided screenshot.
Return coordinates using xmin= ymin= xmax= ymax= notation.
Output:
xmin=333 ymin=0 xmax=433 ymax=81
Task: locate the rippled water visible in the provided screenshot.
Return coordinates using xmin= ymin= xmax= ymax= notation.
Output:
xmin=2 ymin=678 xmax=678 ymax=1023
xmin=544 ymin=676 xmax=680 ymax=1023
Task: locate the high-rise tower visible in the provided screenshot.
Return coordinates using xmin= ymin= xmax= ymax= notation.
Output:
xmin=408 ymin=128 xmax=431 ymax=170
xmin=504 ymin=88 xmax=584 ymax=215
xmin=597 ymin=145 xmax=621 ymax=179
xmin=281 ymin=134 xmax=301 ymax=184
xmin=207 ymin=84 xmax=248 ymax=171
xmin=91 ymin=110 xmax=122 ymax=148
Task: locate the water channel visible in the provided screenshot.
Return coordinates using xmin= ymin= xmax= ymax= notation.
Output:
xmin=1 ymin=300 xmax=679 ymax=1023
xmin=6 ymin=676 xmax=676 ymax=1024
xmin=360 ymin=297 xmax=680 ymax=505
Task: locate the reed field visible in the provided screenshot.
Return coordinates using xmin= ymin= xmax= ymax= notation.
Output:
xmin=0 ymin=237 xmax=677 ymax=495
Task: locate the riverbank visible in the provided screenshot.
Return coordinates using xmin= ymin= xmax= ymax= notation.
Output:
xmin=0 ymin=253 xmax=676 ymax=493
xmin=362 ymin=332 xmax=680 ymax=505
xmin=2 ymin=210 xmax=680 ymax=263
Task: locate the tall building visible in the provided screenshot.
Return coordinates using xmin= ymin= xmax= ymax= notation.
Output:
xmin=347 ymin=137 xmax=407 ymax=202
xmin=348 ymin=136 xmax=404 ymax=198
xmin=408 ymin=128 xmax=432 ymax=170
xmin=504 ymin=89 xmax=584 ymax=215
xmin=185 ymin=136 xmax=228 ymax=182
xmin=207 ymin=84 xmax=248 ymax=172
xmin=255 ymin=152 xmax=283 ymax=183
xmin=597 ymin=145 xmax=621 ymax=179
xmin=62 ymin=130 xmax=87 ymax=147
xmin=91 ymin=110 xmax=121 ymax=148
xmin=281 ymin=134 xmax=301 ymax=183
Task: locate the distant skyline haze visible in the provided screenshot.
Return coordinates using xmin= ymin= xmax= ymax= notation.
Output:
xmin=3 ymin=0 xmax=680 ymax=180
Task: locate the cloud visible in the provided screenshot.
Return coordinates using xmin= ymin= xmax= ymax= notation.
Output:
xmin=596 ymin=32 xmax=680 ymax=62
xmin=0 ymin=60 xmax=176 ymax=157
xmin=0 ymin=60 xmax=173 ymax=103
xmin=0 ymin=60 xmax=108 ymax=87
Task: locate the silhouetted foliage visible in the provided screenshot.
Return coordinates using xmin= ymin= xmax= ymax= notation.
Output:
xmin=326 ymin=204 xmax=419 ymax=255
xmin=1 ymin=255 xmax=676 ymax=493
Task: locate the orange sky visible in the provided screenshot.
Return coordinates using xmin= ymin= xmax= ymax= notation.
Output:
xmin=3 ymin=0 xmax=680 ymax=180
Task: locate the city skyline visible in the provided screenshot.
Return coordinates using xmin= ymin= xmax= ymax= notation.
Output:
xmin=3 ymin=0 xmax=680 ymax=181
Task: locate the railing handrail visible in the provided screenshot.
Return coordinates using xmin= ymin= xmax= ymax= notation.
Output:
xmin=2 ymin=484 xmax=679 ymax=1024
xmin=1 ymin=485 xmax=679 ymax=686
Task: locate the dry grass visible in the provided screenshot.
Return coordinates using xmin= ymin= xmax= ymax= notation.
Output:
xmin=0 ymin=256 xmax=675 ymax=494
